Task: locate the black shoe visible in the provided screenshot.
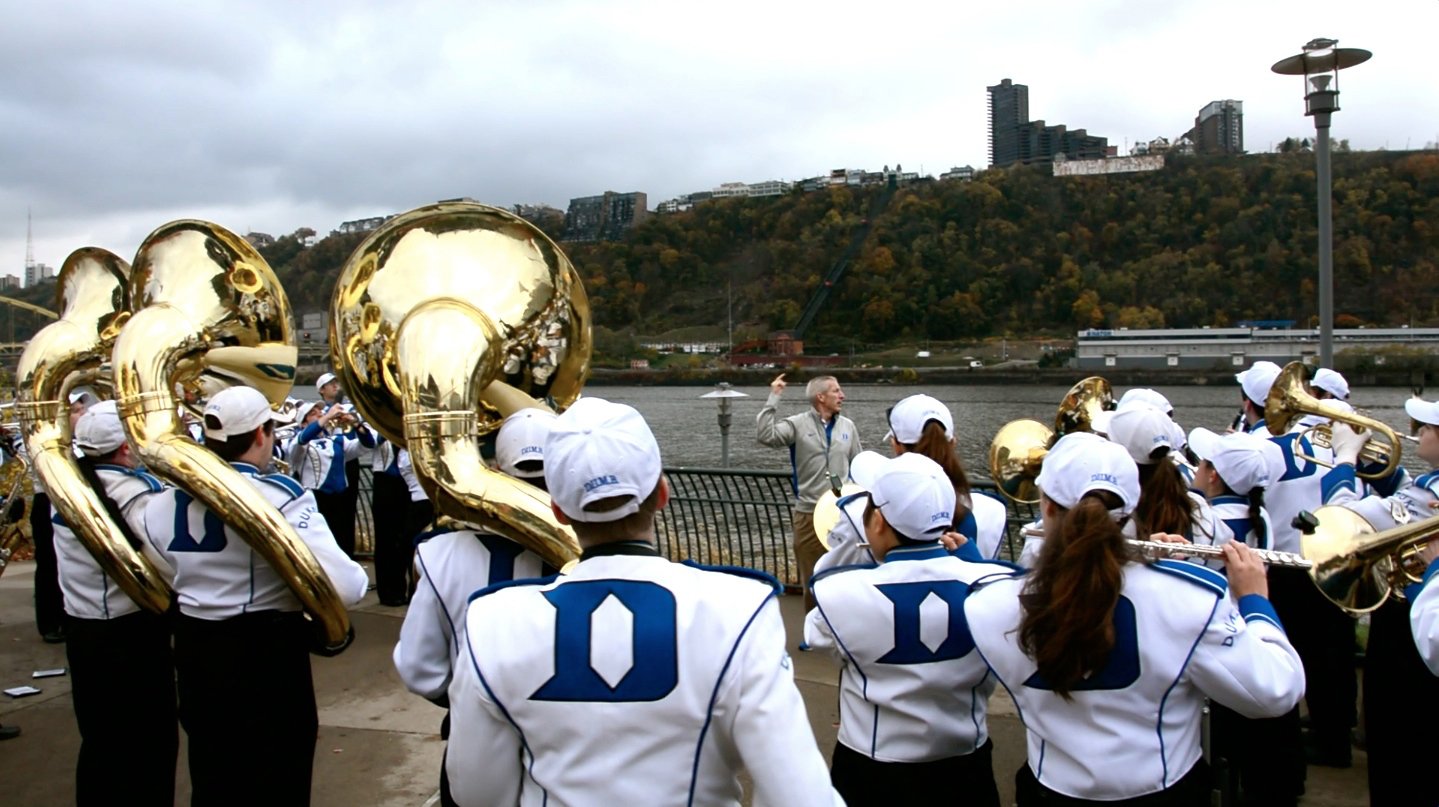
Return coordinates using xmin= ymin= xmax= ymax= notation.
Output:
xmin=41 ymin=628 xmax=66 ymax=644
xmin=1304 ymin=735 xmax=1353 ymax=768
xmin=0 ymin=725 xmax=19 ymax=740
xmin=379 ymin=597 xmax=408 ymax=607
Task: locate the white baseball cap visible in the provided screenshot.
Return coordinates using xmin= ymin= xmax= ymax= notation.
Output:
xmin=868 ymin=452 xmax=956 ymax=542
xmin=1405 ymin=397 xmax=1439 ymax=427
xmin=203 ymin=387 xmax=285 ymax=441
xmin=1119 ymin=388 xmax=1173 ymax=415
xmin=544 ymin=398 xmax=663 ymax=523
xmin=1235 ymin=361 xmax=1282 ymax=407
xmin=1107 ymin=404 xmax=1176 ymax=465
xmin=1312 ymin=368 xmax=1350 ymax=400
xmin=847 ymin=450 xmax=887 ymax=489
xmin=68 ymin=386 xmax=99 ymax=407
xmin=1036 ymin=432 xmax=1139 ymax=517
xmin=1187 ymin=427 xmax=1285 ymax=495
xmin=74 ymin=400 xmax=127 ymax=457
xmin=495 ymin=408 xmax=558 ymax=480
xmin=885 ymin=394 xmax=954 ymax=444
xmin=315 ymin=372 xmax=337 ymax=391
xmin=294 ymin=401 xmax=321 ymax=425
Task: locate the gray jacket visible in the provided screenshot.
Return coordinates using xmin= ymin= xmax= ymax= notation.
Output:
xmin=756 ymin=392 xmax=862 ymax=512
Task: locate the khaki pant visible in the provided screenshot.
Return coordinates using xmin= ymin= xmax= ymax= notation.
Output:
xmin=792 ymin=510 xmax=825 ymax=613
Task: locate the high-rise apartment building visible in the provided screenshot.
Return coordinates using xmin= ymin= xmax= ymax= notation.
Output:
xmin=988 ymin=79 xmax=1030 ymax=168
xmin=988 ymin=78 xmax=1109 ymax=168
xmin=1188 ymin=100 xmax=1244 ymax=155
xmin=563 ymin=191 xmax=649 ymax=242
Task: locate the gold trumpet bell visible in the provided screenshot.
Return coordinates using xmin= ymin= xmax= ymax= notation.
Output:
xmin=331 ymin=202 xmax=589 ymax=569
xmin=1301 ymin=505 xmax=1394 ymax=614
xmin=1265 ymin=361 xmax=1401 ymax=479
xmin=1054 ymin=376 xmax=1114 ymax=439
xmin=988 ymin=418 xmax=1053 ymax=504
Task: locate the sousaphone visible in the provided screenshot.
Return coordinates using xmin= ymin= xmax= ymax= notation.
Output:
xmin=331 ymin=202 xmax=588 ymax=568
xmin=112 ymin=221 xmax=352 ymax=652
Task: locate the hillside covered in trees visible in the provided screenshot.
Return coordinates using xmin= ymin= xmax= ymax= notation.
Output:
xmin=4 ymin=151 xmax=1437 ymax=355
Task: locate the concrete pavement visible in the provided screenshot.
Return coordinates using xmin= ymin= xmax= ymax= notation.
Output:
xmin=1 ymin=560 xmax=1369 ymax=805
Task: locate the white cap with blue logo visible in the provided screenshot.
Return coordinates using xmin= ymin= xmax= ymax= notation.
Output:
xmin=544 ymin=398 xmax=663 ymax=523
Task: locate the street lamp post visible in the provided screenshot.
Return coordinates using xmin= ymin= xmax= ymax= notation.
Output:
xmin=1272 ymin=38 xmax=1371 ymax=369
xmin=700 ymin=382 xmax=749 ymax=468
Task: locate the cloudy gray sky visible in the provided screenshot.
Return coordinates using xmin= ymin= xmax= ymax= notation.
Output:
xmin=3 ymin=0 xmax=1435 ymax=282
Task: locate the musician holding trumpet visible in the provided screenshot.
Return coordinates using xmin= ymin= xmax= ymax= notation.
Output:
xmin=290 ymin=397 xmax=376 ymax=558
xmin=1321 ymin=396 xmax=1439 ymax=807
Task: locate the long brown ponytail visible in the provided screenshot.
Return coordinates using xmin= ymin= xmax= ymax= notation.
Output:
xmin=903 ymin=420 xmax=971 ymax=522
xmin=1134 ymin=455 xmax=1196 ymax=538
xmin=1019 ymin=491 xmax=1129 ymax=698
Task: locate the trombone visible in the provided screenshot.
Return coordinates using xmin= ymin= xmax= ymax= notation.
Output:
xmin=1265 ymin=361 xmax=1402 ymax=480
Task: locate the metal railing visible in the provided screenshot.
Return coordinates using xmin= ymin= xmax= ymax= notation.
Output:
xmin=352 ymin=466 xmax=1039 ymax=576
xmin=655 ymin=467 xmax=1037 ymax=588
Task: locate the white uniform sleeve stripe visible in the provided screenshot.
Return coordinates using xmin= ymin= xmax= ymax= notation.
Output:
xmin=416 ymin=549 xmax=459 ymax=648
xmin=1154 ymin=595 xmax=1222 ymax=788
xmin=687 ymin=588 xmax=777 ymax=806
xmin=810 ymin=597 xmax=870 ymax=698
xmin=464 ymin=625 xmax=546 ymax=802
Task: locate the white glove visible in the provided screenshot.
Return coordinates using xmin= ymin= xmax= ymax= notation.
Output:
xmin=1327 ymin=421 xmax=1367 ymax=466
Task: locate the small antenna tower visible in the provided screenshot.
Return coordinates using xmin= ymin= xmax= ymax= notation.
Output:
xmin=25 ymin=207 xmax=35 ymax=272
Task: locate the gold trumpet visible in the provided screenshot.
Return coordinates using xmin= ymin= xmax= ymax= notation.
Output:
xmin=13 ymin=248 xmax=173 ymax=611
xmin=1054 ymin=376 xmax=1114 ymax=438
xmin=113 ymin=220 xmax=352 ymax=652
xmin=1300 ymin=504 xmax=1439 ymax=615
xmin=1265 ymin=361 xmax=1401 ymax=480
xmin=330 ymin=202 xmax=588 ymax=570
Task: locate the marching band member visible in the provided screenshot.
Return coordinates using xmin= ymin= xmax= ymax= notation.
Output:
xmin=1236 ymin=360 xmax=1354 ymax=781
xmin=393 ymin=408 xmax=558 ymax=807
xmin=317 ymin=372 xmax=366 ymax=563
xmin=291 ymin=397 xmax=377 ymax=558
xmin=1107 ymin=404 xmax=1203 ymax=540
xmin=1183 ymin=428 xmax=1290 ymax=805
xmin=886 ymin=394 xmax=1007 ymax=559
xmin=31 ymin=389 xmax=96 ymax=643
xmin=447 ymin=398 xmax=841 ymax=806
xmin=370 ymin=435 xmax=411 ymax=607
xmin=965 ymin=432 xmax=1305 ymax=806
xmin=144 ymin=386 xmax=368 ymax=806
xmin=56 ymin=401 xmax=177 ymax=805
xmin=805 ymin=451 xmax=1012 ymax=805
xmin=1324 ymin=397 xmax=1439 ymax=806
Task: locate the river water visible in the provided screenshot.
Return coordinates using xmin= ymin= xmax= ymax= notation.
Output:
xmin=592 ymin=383 xmax=1429 ymax=476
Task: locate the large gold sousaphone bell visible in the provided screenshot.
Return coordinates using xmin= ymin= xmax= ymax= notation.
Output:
xmin=330 ymin=202 xmax=589 ymax=569
xmin=111 ymin=220 xmax=353 ymax=653
xmin=13 ymin=248 xmax=173 ymax=612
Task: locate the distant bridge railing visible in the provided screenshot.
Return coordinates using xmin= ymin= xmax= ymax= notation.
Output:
xmin=656 ymin=467 xmax=1036 ymax=588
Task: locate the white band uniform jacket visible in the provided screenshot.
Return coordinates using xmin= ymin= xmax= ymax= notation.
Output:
xmin=1249 ymin=419 xmax=1349 ymax=554
xmin=963 ymin=561 xmax=1305 ymax=801
xmin=446 ymin=552 xmax=842 ymax=807
xmin=142 ymin=462 xmax=368 ymax=619
xmin=805 ymin=544 xmax=1016 ymax=762
xmin=54 ymin=465 xmax=172 ymax=620
xmin=393 ymin=526 xmax=550 ymax=702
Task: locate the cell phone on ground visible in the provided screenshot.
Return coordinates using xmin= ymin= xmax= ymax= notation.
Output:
xmin=32 ymin=668 xmax=66 ymax=679
xmin=5 ymin=686 xmax=41 ymax=697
